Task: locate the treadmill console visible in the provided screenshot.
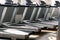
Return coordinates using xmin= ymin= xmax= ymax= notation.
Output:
xmin=55 ymin=1 xmax=60 ymax=6
xmin=40 ymin=1 xmax=51 ymax=7
xmin=26 ymin=0 xmax=38 ymax=6
xmin=5 ymin=0 xmax=13 ymax=4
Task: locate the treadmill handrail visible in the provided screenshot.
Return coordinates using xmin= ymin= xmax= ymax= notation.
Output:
xmin=0 ymin=4 xmax=58 ymax=7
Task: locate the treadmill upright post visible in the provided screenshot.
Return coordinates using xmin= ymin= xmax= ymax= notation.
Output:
xmin=10 ymin=7 xmax=19 ymax=23
xmin=35 ymin=8 xmax=41 ymax=20
xmin=20 ymin=7 xmax=28 ymax=23
xmin=30 ymin=7 xmax=37 ymax=21
xmin=0 ymin=7 xmax=8 ymax=25
xmin=50 ymin=8 xmax=55 ymax=18
xmin=44 ymin=8 xmax=49 ymax=20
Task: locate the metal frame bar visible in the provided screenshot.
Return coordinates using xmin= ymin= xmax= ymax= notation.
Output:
xmin=10 ymin=7 xmax=19 ymax=23
xmin=35 ymin=8 xmax=41 ymax=20
xmin=30 ymin=7 xmax=37 ymax=21
xmin=43 ymin=8 xmax=55 ymax=21
xmin=50 ymin=8 xmax=55 ymax=18
xmin=0 ymin=7 xmax=8 ymax=25
xmin=20 ymin=7 xmax=28 ymax=23
xmin=43 ymin=8 xmax=49 ymax=20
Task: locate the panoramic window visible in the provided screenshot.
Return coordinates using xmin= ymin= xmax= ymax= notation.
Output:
xmin=0 ymin=0 xmax=6 ymax=4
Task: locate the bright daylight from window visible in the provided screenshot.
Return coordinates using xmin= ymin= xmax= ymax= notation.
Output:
xmin=0 ymin=0 xmax=6 ymax=4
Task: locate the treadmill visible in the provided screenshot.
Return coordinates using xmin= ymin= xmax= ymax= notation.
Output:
xmin=0 ymin=0 xmax=38 ymax=40
xmin=0 ymin=28 xmax=34 ymax=40
xmin=2 ymin=0 xmax=40 ymax=32
xmin=38 ymin=1 xmax=58 ymax=29
xmin=24 ymin=1 xmax=54 ymax=29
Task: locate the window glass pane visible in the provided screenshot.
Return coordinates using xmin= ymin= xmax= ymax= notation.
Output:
xmin=51 ymin=0 xmax=55 ymax=6
xmin=0 ymin=0 xmax=6 ymax=4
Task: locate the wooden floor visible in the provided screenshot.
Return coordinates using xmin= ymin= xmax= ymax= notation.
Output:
xmin=29 ymin=29 xmax=56 ymax=40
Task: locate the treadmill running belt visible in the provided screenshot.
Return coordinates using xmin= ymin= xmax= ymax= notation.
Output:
xmin=0 ymin=29 xmax=31 ymax=39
